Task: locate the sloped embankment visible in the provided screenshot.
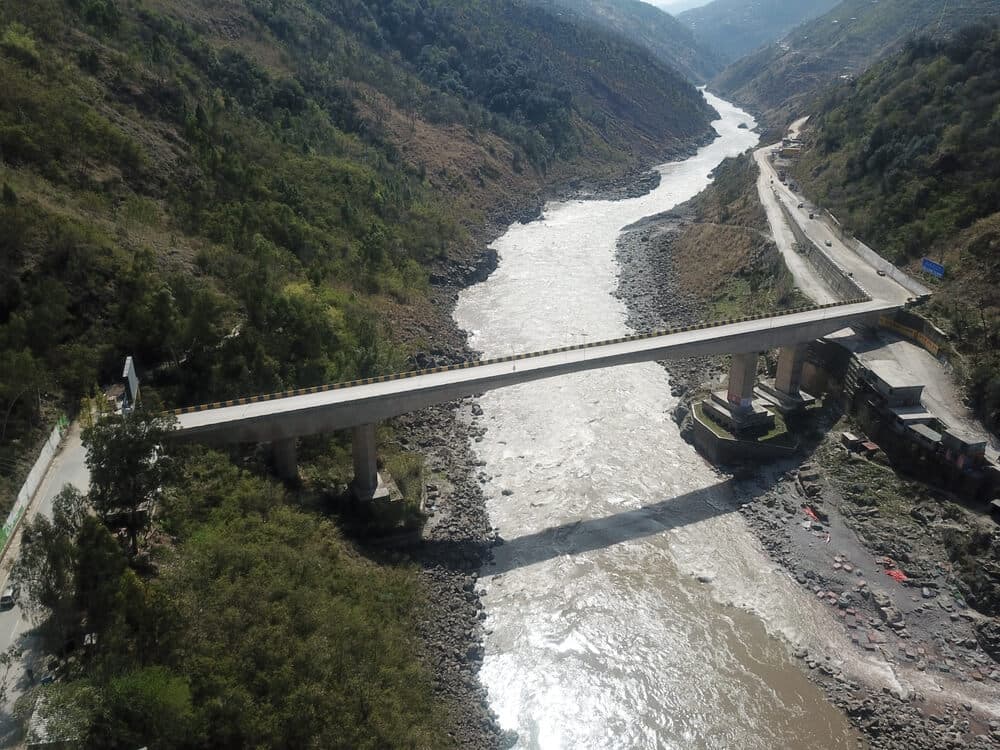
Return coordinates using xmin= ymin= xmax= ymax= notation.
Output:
xmin=616 ymin=152 xmax=803 ymax=395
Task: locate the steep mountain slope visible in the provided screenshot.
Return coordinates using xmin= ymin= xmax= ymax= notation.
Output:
xmin=0 ymin=0 xmax=715 ymax=458
xmin=714 ymin=0 xmax=1000 ymax=126
xmin=792 ymin=22 xmax=1000 ymax=429
xmin=648 ymin=0 xmax=711 ymax=12
xmin=678 ymin=0 xmax=838 ymax=64
xmin=540 ymin=0 xmax=723 ymax=81
xmin=0 ymin=0 xmax=718 ymax=745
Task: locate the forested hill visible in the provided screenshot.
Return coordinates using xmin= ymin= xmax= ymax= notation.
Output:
xmin=792 ymin=22 xmax=1000 ymax=429
xmin=678 ymin=0 xmax=838 ymax=65
xmin=713 ymin=0 xmax=1000 ymax=128
xmin=0 ymin=1 xmax=716 ymax=745
xmin=539 ymin=0 xmax=723 ymax=82
xmin=0 ymin=0 xmax=715 ymax=446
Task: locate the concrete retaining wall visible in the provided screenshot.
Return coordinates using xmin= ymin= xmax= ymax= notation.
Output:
xmin=779 ymin=204 xmax=868 ymax=302
xmin=879 ymin=309 xmax=950 ymax=359
xmin=0 ymin=419 xmax=67 ymax=553
xmin=692 ymin=411 xmax=798 ymax=465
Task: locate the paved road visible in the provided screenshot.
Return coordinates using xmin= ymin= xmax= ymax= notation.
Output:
xmin=754 ymin=124 xmax=996 ymax=460
xmin=176 ymin=300 xmax=896 ymax=444
xmin=755 ymin=144 xmax=917 ymax=306
xmin=753 ymin=147 xmax=839 ymax=304
xmin=0 ymin=424 xmax=89 ymax=746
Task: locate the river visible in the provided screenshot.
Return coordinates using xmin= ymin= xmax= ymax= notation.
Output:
xmin=454 ymin=93 xmax=861 ymax=749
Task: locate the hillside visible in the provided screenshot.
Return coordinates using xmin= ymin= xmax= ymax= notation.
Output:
xmin=0 ymin=0 xmax=715 ymax=486
xmin=713 ymin=0 xmax=1000 ymax=128
xmin=678 ymin=0 xmax=838 ymax=64
xmin=792 ymin=22 xmax=1000 ymax=431
xmin=0 ymin=1 xmax=717 ymax=743
xmin=540 ymin=0 xmax=723 ymax=81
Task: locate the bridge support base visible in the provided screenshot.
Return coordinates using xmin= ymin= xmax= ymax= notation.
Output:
xmin=755 ymin=343 xmax=817 ymax=416
xmin=699 ymin=351 xmax=774 ymax=437
xmin=351 ymin=423 xmax=389 ymax=501
xmin=273 ymin=438 xmax=298 ymax=481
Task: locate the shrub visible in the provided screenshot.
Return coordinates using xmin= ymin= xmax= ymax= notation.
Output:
xmin=0 ymin=24 xmax=40 ymax=66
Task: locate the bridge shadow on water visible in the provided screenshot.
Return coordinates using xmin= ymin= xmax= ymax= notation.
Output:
xmin=482 ymin=480 xmax=743 ymax=576
xmin=415 ymin=472 xmax=785 ymax=577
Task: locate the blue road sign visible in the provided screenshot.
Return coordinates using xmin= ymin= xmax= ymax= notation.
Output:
xmin=922 ymin=258 xmax=945 ymax=279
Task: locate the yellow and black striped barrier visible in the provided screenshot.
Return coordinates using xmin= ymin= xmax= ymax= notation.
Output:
xmin=170 ymin=293 xmax=874 ymax=416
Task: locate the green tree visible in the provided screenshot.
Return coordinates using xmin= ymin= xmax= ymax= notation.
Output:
xmin=74 ymin=517 xmax=126 ymax=643
xmin=83 ymin=413 xmax=176 ymax=557
xmin=0 ymin=348 xmax=46 ymax=440
xmin=88 ymin=666 xmax=197 ymax=749
xmin=13 ymin=486 xmax=88 ymax=647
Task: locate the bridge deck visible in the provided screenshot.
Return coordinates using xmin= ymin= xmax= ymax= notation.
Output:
xmin=173 ymin=298 xmax=897 ymax=444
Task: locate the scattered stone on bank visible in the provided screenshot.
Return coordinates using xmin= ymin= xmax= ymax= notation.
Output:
xmin=614 ymin=205 xmax=724 ymax=394
xmin=612 ymin=187 xmax=1000 ymax=747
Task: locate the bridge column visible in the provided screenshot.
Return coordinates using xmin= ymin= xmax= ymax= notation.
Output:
xmin=727 ymin=352 xmax=759 ymax=413
xmin=273 ymin=438 xmax=298 ymax=481
xmin=352 ymin=423 xmax=381 ymax=500
xmin=775 ymin=343 xmax=808 ymax=396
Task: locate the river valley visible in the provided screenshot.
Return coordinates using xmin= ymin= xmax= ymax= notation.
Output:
xmin=453 ymin=94 xmax=869 ymax=749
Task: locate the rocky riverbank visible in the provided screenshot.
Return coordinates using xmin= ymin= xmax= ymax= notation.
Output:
xmin=733 ymin=424 xmax=1000 ymax=749
xmin=610 ymin=163 xmax=1000 ymax=746
xmin=613 ymin=151 xmax=798 ymax=399
xmin=614 ymin=204 xmax=728 ymax=397
xmin=392 ymin=401 xmax=506 ymax=749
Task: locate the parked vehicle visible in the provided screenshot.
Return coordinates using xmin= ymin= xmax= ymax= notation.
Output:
xmin=825 ymin=240 xmax=832 ymax=247
xmin=1 ymin=583 xmax=21 ymax=608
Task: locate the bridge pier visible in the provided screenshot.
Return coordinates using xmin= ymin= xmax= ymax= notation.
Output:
xmin=272 ymin=438 xmax=298 ymax=481
xmin=774 ymin=343 xmax=808 ymax=397
xmin=697 ymin=350 xmax=773 ymax=436
xmin=351 ymin=423 xmax=388 ymax=501
xmin=727 ymin=352 xmax=759 ymax=412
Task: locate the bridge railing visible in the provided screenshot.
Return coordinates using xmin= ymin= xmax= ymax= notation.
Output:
xmin=169 ymin=296 xmax=872 ymax=416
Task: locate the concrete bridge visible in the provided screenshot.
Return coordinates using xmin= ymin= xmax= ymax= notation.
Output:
xmin=171 ymin=296 xmax=898 ymax=498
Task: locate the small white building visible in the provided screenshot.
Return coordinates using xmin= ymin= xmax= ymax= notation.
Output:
xmin=864 ymin=359 xmax=925 ymax=407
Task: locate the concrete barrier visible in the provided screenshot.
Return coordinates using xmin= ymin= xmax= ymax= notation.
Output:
xmin=779 ymin=203 xmax=868 ymax=301
xmin=879 ymin=309 xmax=950 ymax=359
xmin=0 ymin=418 xmax=68 ymax=554
xmin=849 ymin=236 xmax=931 ymax=298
